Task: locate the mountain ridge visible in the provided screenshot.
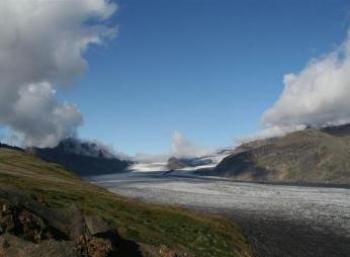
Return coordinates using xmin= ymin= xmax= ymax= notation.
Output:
xmin=200 ymin=124 xmax=350 ymax=184
xmin=31 ymin=138 xmax=132 ymax=177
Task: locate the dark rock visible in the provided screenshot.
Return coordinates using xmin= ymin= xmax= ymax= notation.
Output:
xmin=84 ymin=216 xmax=111 ymax=236
xmin=0 ymin=233 xmax=76 ymax=257
xmin=0 ymin=189 xmax=146 ymax=257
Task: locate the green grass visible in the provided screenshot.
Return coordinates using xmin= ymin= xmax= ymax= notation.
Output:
xmin=0 ymin=148 xmax=252 ymax=257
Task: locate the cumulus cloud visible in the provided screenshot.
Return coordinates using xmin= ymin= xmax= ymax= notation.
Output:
xmin=262 ymin=33 xmax=350 ymax=130
xmin=171 ymin=131 xmax=210 ymax=158
xmin=0 ymin=0 xmax=117 ymax=147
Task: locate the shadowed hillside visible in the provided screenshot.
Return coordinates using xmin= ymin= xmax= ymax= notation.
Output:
xmin=204 ymin=124 xmax=350 ymax=184
xmin=0 ymin=147 xmax=253 ymax=257
xmin=31 ymin=138 xmax=131 ymax=177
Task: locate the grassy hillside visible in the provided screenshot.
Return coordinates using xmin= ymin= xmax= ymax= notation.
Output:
xmin=209 ymin=125 xmax=350 ymax=184
xmin=0 ymin=147 xmax=253 ymax=257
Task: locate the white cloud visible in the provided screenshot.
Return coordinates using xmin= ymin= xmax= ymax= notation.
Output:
xmin=131 ymin=131 xmax=212 ymax=164
xmin=171 ymin=131 xmax=210 ymax=158
xmin=262 ymin=33 xmax=350 ymax=130
xmin=11 ymin=82 xmax=82 ymax=147
xmin=238 ymin=125 xmax=306 ymax=144
xmin=0 ymin=0 xmax=117 ymax=147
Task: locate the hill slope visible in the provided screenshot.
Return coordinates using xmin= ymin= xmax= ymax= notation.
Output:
xmin=206 ymin=124 xmax=350 ymax=184
xmin=0 ymin=147 xmax=252 ymax=257
xmin=32 ymin=138 xmax=131 ymax=177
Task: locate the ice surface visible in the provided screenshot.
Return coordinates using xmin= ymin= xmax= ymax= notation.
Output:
xmin=91 ymin=172 xmax=350 ymax=238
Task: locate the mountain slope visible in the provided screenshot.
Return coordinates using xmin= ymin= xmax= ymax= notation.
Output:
xmin=166 ymin=150 xmax=233 ymax=172
xmin=32 ymin=138 xmax=131 ymax=176
xmin=0 ymin=146 xmax=253 ymax=257
xmin=206 ymin=124 xmax=350 ymax=184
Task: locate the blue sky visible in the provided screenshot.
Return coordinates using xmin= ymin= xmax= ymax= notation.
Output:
xmin=59 ymin=0 xmax=350 ymax=155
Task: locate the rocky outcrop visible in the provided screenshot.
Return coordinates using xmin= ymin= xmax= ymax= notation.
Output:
xmin=0 ymin=191 xmax=142 ymax=257
xmin=0 ymin=189 xmax=187 ymax=257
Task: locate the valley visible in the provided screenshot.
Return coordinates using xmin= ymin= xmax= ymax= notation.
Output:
xmin=91 ymin=171 xmax=350 ymax=257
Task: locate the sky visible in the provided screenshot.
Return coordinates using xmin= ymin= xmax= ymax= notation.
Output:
xmin=2 ymin=0 xmax=350 ymax=156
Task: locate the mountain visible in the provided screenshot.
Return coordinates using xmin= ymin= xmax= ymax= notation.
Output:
xmin=167 ymin=157 xmax=188 ymax=170
xmin=0 ymin=142 xmax=24 ymax=152
xmin=202 ymin=124 xmax=350 ymax=184
xmin=166 ymin=150 xmax=233 ymax=171
xmin=167 ymin=156 xmax=213 ymax=170
xmin=0 ymin=146 xmax=252 ymax=257
xmin=31 ymin=138 xmax=131 ymax=177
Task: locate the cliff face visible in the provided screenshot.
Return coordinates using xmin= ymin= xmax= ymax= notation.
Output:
xmin=209 ymin=124 xmax=350 ymax=184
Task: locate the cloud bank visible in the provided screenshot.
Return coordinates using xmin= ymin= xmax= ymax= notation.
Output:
xmin=262 ymin=33 xmax=350 ymax=130
xmin=0 ymin=0 xmax=116 ymax=147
